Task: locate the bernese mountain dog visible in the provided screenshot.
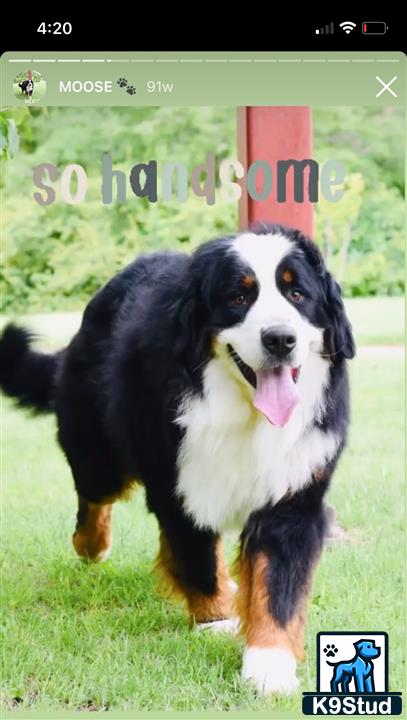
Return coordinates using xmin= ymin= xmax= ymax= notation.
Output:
xmin=18 ymin=79 xmax=34 ymax=98
xmin=0 ymin=224 xmax=355 ymax=696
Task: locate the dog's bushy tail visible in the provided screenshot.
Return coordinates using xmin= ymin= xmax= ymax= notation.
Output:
xmin=0 ymin=324 xmax=59 ymax=413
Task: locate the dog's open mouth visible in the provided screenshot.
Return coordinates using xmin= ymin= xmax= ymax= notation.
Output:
xmin=227 ymin=345 xmax=300 ymax=428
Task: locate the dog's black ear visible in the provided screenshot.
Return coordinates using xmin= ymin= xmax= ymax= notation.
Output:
xmin=173 ymin=281 xmax=199 ymax=360
xmin=172 ymin=275 xmax=209 ymax=380
xmin=324 ymin=273 xmax=356 ymax=361
xmin=172 ymin=237 xmax=233 ymax=377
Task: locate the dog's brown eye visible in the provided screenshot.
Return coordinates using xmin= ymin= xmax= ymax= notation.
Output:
xmin=289 ymin=290 xmax=304 ymax=303
xmin=233 ymin=294 xmax=247 ymax=305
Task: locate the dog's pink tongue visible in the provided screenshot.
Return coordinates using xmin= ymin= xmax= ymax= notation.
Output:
xmin=254 ymin=367 xmax=299 ymax=427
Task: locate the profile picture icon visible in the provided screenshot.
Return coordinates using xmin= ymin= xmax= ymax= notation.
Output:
xmin=13 ymin=69 xmax=46 ymax=104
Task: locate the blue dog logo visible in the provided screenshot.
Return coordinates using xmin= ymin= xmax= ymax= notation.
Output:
xmin=327 ymin=639 xmax=381 ymax=693
xmin=302 ymin=632 xmax=402 ymax=715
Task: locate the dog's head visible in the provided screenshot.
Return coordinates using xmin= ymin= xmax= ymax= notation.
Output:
xmin=354 ymin=640 xmax=381 ymax=659
xmin=175 ymin=224 xmax=355 ymax=426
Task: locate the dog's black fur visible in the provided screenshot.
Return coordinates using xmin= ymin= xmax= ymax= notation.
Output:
xmin=0 ymin=224 xmax=355 ymax=634
xmin=18 ymin=79 xmax=34 ymax=97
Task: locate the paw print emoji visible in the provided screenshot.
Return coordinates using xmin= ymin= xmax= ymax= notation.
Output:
xmin=117 ymin=78 xmax=128 ymax=88
xmin=126 ymin=85 xmax=136 ymax=95
xmin=323 ymin=644 xmax=339 ymax=658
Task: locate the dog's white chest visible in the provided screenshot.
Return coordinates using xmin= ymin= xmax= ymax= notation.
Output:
xmin=175 ymin=356 xmax=337 ymax=532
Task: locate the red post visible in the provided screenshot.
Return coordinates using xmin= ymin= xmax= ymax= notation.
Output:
xmin=237 ymin=107 xmax=314 ymax=238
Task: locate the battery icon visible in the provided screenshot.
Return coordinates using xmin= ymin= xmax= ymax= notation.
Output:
xmin=362 ymin=21 xmax=387 ymax=34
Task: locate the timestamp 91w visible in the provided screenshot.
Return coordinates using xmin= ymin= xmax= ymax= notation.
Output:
xmin=146 ymin=80 xmax=174 ymax=94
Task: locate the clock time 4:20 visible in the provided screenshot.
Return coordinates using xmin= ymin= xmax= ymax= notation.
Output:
xmin=37 ymin=21 xmax=72 ymax=35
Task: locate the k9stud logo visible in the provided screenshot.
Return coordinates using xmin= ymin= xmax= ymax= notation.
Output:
xmin=302 ymin=632 xmax=402 ymax=715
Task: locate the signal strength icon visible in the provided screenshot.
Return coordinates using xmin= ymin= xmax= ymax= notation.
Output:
xmin=315 ymin=22 xmax=334 ymax=35
xmin=339 ymin=21 xmax=356 ymax=34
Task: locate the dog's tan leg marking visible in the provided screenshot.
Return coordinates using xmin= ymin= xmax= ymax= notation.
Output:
xmin=237 ymin=551 xmax=309 ymax=696
xmin=72 ymin=497 xmax=113 ymax=562
xmin=156 ymin=533 xmax=235 ymax=624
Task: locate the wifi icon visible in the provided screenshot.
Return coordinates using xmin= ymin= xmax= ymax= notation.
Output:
xmin=340 ymin=21 xmax=356 ymax=34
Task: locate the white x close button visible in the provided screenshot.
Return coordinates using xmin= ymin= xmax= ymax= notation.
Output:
xmin=375 ymin=76 xmax=398 ymax=98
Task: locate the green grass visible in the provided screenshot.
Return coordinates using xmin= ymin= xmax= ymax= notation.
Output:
xmin=1 ymin=351 xmax=404 ymax=713
xmin=344 ymin=296 xmax=404 ymax=346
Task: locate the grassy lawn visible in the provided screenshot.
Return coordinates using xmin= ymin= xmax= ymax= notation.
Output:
xmin=344 ymin=296 xmax=404 ymax=346
xmin=1 ymin=346 xmax=404 ymax=713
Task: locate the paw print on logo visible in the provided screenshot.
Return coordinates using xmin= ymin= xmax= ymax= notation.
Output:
xmin=126 ymin=85 xmax=136 ymax=95
xmin=323 ymin=644 xmax=339 ymax=658
xmin=117 ymin=78 xmax=128 ymax=88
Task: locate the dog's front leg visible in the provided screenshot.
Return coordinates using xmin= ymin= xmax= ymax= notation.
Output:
xmin=354 ymin=664 xmax=369 ymax=693
xmin=364 ymin=674 xmax=374 ymax=693
xmin=237 ymin=487 xmax=326 ymax=696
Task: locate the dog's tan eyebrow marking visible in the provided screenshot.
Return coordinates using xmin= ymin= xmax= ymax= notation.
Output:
xmin=242 ymin=275 xmax=255 ymax=288
xmin=282 ymin=270 xmax=294 ymax=283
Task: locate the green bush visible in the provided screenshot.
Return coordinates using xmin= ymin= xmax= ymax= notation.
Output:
xmin=0 ymin=106 xmax=404 ymax=312
xmin=1 ymin=107 xmax=237 ymax=312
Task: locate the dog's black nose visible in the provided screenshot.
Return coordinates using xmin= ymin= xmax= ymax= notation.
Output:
xmin=261 ymin=326 xmax=297 ymax=360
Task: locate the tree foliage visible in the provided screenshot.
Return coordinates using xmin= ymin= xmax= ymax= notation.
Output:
xmin=0 ymin=106 xmax=404 ymax=312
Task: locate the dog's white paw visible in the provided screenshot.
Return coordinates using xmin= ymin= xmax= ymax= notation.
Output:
xmin=94 ymin=544 xmax=112 ymax=562
xmin=242 ymin=646 xmax=300 ymax=696
xmin=73 ymin=534 xmax=112 ymax=563
xmin=196 ymin=617 xmax=240 ymax=635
